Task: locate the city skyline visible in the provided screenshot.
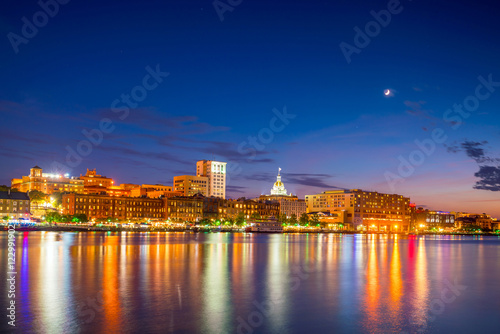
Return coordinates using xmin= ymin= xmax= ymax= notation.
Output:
xmin=1 ymin=0 xmax=499 ymax=218
xmin=5 ymin=162 xmax=499 ymax=220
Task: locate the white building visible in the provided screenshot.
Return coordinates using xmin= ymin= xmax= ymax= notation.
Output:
xmin=270 ymin=167 xmax=289 ymax=196
xmin=259 ymin=168 xmax=306 ymax=218
xmin=196 ymin=160 xmax=227 ymax=199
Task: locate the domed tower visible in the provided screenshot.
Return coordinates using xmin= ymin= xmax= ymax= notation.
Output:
xmin=270 ymin=168 xmax=289 ymax=196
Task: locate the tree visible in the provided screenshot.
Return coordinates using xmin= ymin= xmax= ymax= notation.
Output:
xmin=198 ymin=218 xmax=210 ymax=226
xmin=310 ymin=214 xmax=320 ymax=226
xmin=2 ymin=216 xmax=9 ymax=222
xmin=462 ymin=224 xmax=483 ymax=232
xmin=250 ymin=212 xmax=261 ymax=220
xmin=61 ymin=214 xmax=73 ymax=223
xmin=279 ymin=213 xmax=288 ymax=226
xmin=50 ymin=192 xmax=63 ymax=208
xmin=289 ymin=214 xmax=298 ymax=226
xmin=29 ymin=190 xmax=46 ymax=206
xmin=71 ymin=214 xmax=88 ymax=223
xmin=45 ymin=212 xmax=62 ymax=223
xmin=299 ymin=213 xmax=310 ymax=226
xmin=0 ymin=185 xmax=18 ymax=192
xmin=235 ymin=212 xmax=246 ymax=226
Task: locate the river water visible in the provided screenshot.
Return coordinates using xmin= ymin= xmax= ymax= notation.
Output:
xmin=1 ymin=232 xmax=500 ymax=333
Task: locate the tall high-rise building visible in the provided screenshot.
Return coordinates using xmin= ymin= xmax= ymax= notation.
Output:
xmin=196 ymin=160 xmax=227 ymax=198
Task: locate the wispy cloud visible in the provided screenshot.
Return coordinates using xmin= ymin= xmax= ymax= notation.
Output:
xmin=243 ymin=171 xmax=342 ymax=189
xmin=226 ymin=185 xmax=247 ymax=194
xmin=95 ymin=144 xmax=192 ymax=166
xmin=404 ymin=100 xmax=439 ymax=122
xmin=284 ymin=173 xmax=346 ymax=189
xmin=95 ymin=107 xmax=230 ymax=134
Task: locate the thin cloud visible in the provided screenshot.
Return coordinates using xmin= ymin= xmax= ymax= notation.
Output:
xmin=284 ymin=173 xmax=345 ymax=189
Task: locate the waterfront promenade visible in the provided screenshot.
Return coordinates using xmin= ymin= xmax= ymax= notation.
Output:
xmin=1 ymin=223 xmax=494 ymax=236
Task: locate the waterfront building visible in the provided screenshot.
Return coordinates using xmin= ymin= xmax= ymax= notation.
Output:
xmin=492 ymin=219 xmax=500 ymax=231
xmin=413 ymin=209 xmax=455 ymax=230
xmin=202 ymin=197 xmax=280 ymax=221
xmin=305 ymin=189 xmax=411 ymax=231
xmin=165 ymin=195 xmax=204 ymax=222
xmin=0 ymin=190 xmax=31 ymax=220
xmin=62 ymin=193 xmax=164 ymax=220
xmin=310 ymin=211 xmax=350 ymax=230
xmin=258 ymin=168 xmax=306 ymax=218
xmin=173 ymin=175 xmax=208 ymax=196
xmin=196 ymin=160 xmax=227 ymax=198
xmin=454 ymin=213 xmax=493 ymax=230
xmin=11 ymin=166 xmax=84 ymax=194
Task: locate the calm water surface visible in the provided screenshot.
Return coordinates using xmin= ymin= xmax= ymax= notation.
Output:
xmin=1 ymin=232 xmax=500 ymax=333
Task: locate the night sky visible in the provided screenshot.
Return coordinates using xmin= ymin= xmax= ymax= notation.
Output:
xmin=1 ymin=0 xmax=499 ymax=217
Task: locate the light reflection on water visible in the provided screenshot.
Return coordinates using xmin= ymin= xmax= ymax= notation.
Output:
xmin=1 ymin=232 xmax=500 ymax=333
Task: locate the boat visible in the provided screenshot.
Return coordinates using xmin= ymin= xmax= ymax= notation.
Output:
xmin=245 ymin=216 xmax=283 ymax=233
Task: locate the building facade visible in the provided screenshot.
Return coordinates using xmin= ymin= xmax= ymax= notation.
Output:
xmin=165 ymin=195 xmax=204 ymax=222
xmin=414 ymin=209 xmax=455 ymax=230
xmin=196 ymin=160 xmax=227 ymax=198
xmin=62 ymin=193 xmax=164 ymax=220
xmin=202 ymin=197 xmax=280 ymax=221
xmin=11 ymin=166 xmax=84 ymax=194
xmin=305 ymin=189 xmax=411 ymax=231
xmin=454 ymin=213 xmax=493 ymax=230
xmin=173 ymin=175 xmax=208 ymax=197
xmin=0 ymin=191 xmax=31 ymax=220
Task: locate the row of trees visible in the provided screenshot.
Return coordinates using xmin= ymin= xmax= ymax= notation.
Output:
xmin=0 ymin=185 xmax=19 ymax=192
xmin=280 ymin=213 xmax=321 ymax=227
xmin=197 ymin=212 xmax=322 ymax=227
xmin=45 ymin=212 xmax=88 ymax=223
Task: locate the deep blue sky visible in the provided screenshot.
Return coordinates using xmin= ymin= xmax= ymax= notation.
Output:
xmin=1 ymin=0 xmax=499 ymax=217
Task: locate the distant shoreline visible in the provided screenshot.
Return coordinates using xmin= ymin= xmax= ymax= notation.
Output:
xmin=1 ymin=225 xmax=497 ymax=236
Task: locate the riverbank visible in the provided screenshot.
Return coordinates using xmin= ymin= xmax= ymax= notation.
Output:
xmin=1 ymin=224 xmax=497 ymax=236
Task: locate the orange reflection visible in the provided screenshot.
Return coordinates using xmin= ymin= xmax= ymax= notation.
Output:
xmin=364 ymin=236 xmax=379 ymax=325
xmin=411 ymin=237 xmax=429 ymax=327
xmin=102 ymin=236 xmax=121 ymax=332
xmin=389 ymin=237 xmax=402 ymax=313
